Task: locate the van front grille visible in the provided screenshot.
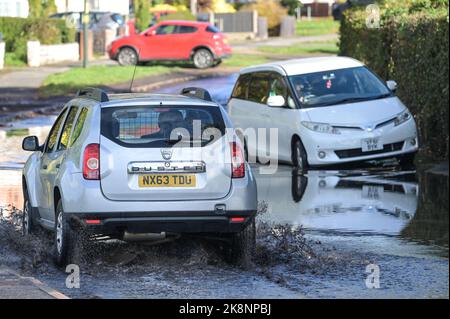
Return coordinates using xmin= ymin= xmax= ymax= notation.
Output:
xmin=335 ymin=142 xmax=404 ymax=159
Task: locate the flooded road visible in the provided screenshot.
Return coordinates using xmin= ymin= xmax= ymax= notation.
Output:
xmin=151 ymin=74 xmax=238 ymax=106
xmin=0 ymin=78 xmax=448 ymax=298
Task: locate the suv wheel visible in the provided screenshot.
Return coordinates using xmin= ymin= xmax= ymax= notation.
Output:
xmin=22 ymin=191 xmax=35 ymax=236
xmin=117 ymin=47 xmax=138 ymax=66
xmin=292 ymin=138 xmax=308 ymax=172
xmin=54 ymin=200 xmax=70 ymax=266
xmin=54 ymin=200 xmax=86 ymax=267
xmin=193 ymin=49 xmax=214 ymax=69
xmin=227 ymin=217 xmax=256 ymax=267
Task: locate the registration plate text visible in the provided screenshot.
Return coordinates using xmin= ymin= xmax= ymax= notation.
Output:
xmin=138 ymin=174 xmax=196 ymax=188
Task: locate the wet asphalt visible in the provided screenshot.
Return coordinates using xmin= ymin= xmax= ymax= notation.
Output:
xmin=0 ymin=76 xmax=448 ymax=298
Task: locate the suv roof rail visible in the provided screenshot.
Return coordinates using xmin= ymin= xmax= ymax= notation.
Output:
xmin=76 ymin=87 xmax=109 ymax=102
xmin=180 ymin=87 xmax=213 ymax=102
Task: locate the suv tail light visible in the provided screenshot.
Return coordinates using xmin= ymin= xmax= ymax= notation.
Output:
xmin=83 ymin=143 xmax=100 ymax=180
xmin=230 ymin=142 xmax=245 ymax=178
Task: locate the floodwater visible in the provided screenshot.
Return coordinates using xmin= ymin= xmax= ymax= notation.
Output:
xmin=0 ymin=77 xmax=448 ymax=298
xmin=153 ymin=74 xmax=238 ymax=106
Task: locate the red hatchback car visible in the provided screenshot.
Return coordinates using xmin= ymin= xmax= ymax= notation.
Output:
xmin=108 ymin=20 xmax=232 ymax=69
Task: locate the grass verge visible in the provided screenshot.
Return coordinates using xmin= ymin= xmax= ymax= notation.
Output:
xmin=222 ymin=54 xmax=271 ymax=68
xmin=296 ymin=18 xmax=339 ymax=36
xmin=257 ymin=40 xmax=338 ymax=56
xmin=39 ymin=65 xmax=176 ymax=97
xmin=4 ymin=53 xmax=27 ymax=67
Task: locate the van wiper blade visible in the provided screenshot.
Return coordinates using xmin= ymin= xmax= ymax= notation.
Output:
xmin=318 ymin=94 xmax=393 ymax=107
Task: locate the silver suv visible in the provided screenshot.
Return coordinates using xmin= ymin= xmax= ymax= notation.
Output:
xmin=21 ymin=88 xmax=257 ymax=266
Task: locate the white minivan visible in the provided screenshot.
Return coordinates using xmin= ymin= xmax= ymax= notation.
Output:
xmin=228 ymin=57 xmax=419 ymax=169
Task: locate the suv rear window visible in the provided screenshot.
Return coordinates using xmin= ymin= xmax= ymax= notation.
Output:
xmin=101 ymin=105 xmax=225 ymax=148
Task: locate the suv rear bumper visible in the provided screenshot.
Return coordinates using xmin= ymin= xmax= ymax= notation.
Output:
xmin=66 ymin=210 xmax=255 ymax=235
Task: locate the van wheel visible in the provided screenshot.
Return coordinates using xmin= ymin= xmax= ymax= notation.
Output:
xmin=117 ymin=47 xmax=138 ymax=66
xmin=292 ymin=138 xmax=308 ymax=172
xmin=193 ymin=49 xmax=214 ymax=69
xmin=226 ymin=217 xmax=256 ymax=267
xmin=22 ymin=191 xmax=35 ymax=236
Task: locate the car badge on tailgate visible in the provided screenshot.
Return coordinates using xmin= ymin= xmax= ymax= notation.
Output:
xmin=161 ymin=149 xmax=173 ymax=160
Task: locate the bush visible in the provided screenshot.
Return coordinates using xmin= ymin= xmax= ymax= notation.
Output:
xmin=0 ymin=17 xmax=76 ymax=63
xmin=134 ymin=0 xmax=150 ymax=32
xmin=241 ymin=0 xmax=288 ymax=36
xmin=339 ymin=2 xmax=449 ymax=159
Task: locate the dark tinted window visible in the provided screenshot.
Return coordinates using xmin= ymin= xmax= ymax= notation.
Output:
xmin=248 ymin=73 xmax=271 ymax=104
xmin=231 ymin=75 xmax=250 ymax=100
xmin=58 ymin=106 xmax=79 ymax=151
xmin=45 ymin=109 xmax=68 ymax=153
xmin=176 ymin=25 xmax=198 ymax=34
xmin=101 ymin=106 xmax=226 ymax=148
xmin=155 ymin=24 xmax=176 ymax=35
xmin=69 ymin=107 xmax=88 ymax=147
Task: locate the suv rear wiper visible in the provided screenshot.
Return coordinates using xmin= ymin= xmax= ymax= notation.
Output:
xmin=165 ymin=137 xmax=213 ymax=145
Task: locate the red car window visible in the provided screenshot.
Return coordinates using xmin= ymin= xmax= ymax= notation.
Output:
xmin=155 ymin=25 xmax=176 ymax=35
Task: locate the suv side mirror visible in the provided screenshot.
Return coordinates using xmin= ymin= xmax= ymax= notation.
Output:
xmin=386 ymin=80 xmax=398 ymax=92
xmin=267 ymin=95 xmax=286 ymax=107
xmin=22 ymin=136 xmax=41 ymax=152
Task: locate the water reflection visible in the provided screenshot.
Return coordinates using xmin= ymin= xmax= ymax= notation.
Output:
xmin=254 ymin=166 xmax=448 ymax=248
xmin=0 ymin=169 xmax=23 ymax=208
xmin=0 ymin=116 xmax=53 ymax=167
xmin=0 ymin=116 xmax=54 ymax=208
xmin=151 ymin=75 xmax=238 ymax=107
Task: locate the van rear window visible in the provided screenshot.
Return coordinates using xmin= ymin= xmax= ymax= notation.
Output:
xmin=101 ymin=105 xmax=225 ymax=148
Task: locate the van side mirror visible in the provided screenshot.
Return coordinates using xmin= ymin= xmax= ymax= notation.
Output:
xmin=267 ymin=95 xmax=285 ymax=107
xmin=386 ymin=80 xmax=398 ymax=92
xmin=22 ymin=136 xmax=41 ymax=152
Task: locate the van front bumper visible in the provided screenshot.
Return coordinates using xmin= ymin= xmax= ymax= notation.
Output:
xmin=300 ymin=119 xmax=419 ymax=165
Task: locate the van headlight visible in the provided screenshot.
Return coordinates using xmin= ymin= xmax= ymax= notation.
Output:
xmin=394 ymin=110 xmax=412 ymax=126
xmin=301 ymin=121 xmax=341 ymax=134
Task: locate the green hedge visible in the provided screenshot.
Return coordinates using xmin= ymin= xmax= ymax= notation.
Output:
xmin=0 ymin=17 xmax=76 ymax=63
xmin=339 ymin=3 xmax=449 ymax=160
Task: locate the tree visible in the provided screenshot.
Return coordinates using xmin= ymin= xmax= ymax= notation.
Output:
xmin=28 ymin=0 xmax=42 ymax=18
xmin=134 ymin=0 xmax=150 ymax=32
xmin=280 ymin=0 xmax=299 ymax=16
xmin=42 ymin=0 xmax=57 ymax=17
xmin=28 ymin=0 xmax=57 ymax=18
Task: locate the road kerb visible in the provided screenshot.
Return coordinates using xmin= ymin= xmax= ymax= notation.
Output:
xmin=0 ymin=266 xmax=69 ymax=299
